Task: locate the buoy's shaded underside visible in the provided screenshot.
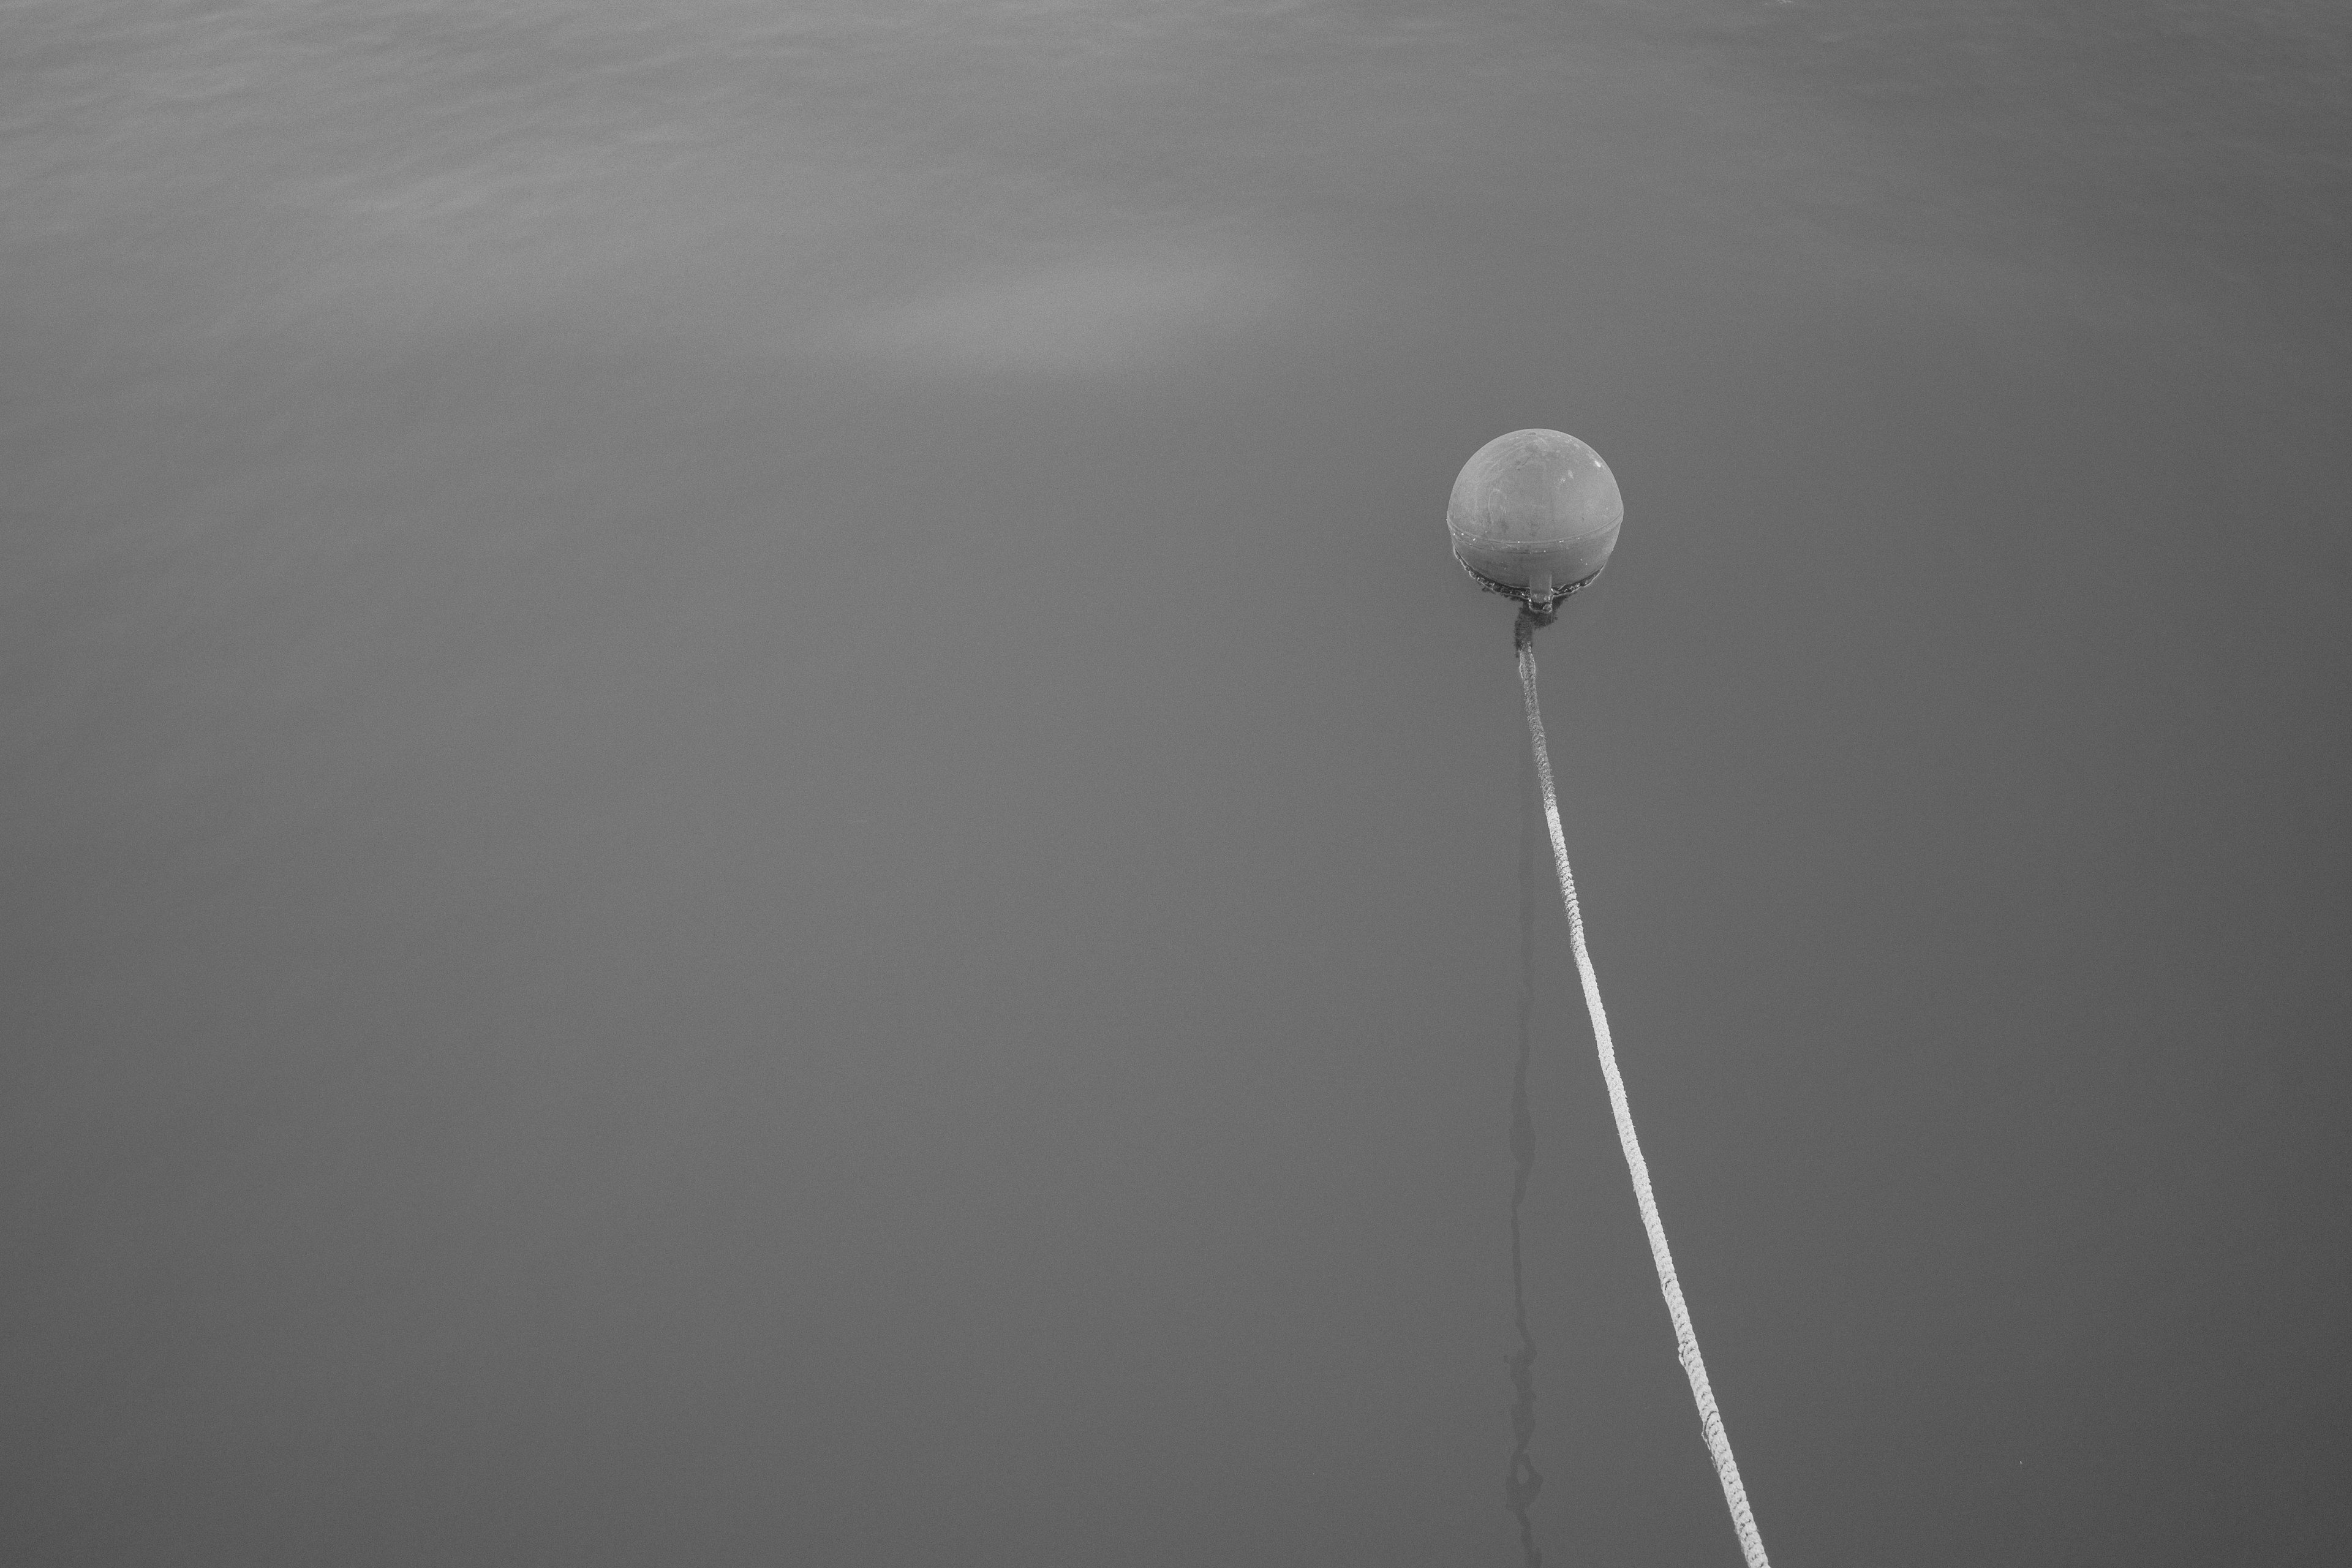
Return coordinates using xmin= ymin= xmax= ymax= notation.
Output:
xmin=1454 ymin=551 xmax=1603 ymax=609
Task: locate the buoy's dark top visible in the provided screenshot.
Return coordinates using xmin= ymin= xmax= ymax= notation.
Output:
xmin=1447 ymin=429 xmax=1623 ymax=605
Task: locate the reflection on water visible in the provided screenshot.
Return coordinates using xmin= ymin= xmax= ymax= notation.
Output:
xmin=4 ymin=2 xmax=2347 ymax=1566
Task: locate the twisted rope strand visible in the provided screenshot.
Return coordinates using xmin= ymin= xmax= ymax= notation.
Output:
xmin=1516 ymin=617 xmax=1771 ymax=1568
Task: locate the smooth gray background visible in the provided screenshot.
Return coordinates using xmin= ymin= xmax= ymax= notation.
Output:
xmin=5 ymin=2 xmax=2347 ymax=1564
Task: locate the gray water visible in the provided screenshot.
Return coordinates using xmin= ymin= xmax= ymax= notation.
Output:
xmin=6 ymin=3 xmax=2348 ymax=1564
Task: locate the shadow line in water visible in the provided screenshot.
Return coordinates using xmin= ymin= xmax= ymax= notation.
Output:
xmin=1506 ymin=737 xmax=1544 ymax=1568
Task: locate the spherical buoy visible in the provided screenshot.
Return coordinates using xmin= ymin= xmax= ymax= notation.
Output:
xmin=1447 ymin=429 xmax=1623 ymax=610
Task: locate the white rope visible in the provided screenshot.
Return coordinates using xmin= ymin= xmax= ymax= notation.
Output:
xmin=1517 ymin=622 xmax=1773 ymax=1568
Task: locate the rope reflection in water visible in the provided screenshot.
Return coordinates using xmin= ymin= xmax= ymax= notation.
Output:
xmin=1504 ymin=733 xmax=1544 ymax=1568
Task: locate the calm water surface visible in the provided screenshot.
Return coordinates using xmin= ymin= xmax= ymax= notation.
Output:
xmin=6 ymin=4 xmax=2347 ymax=1564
